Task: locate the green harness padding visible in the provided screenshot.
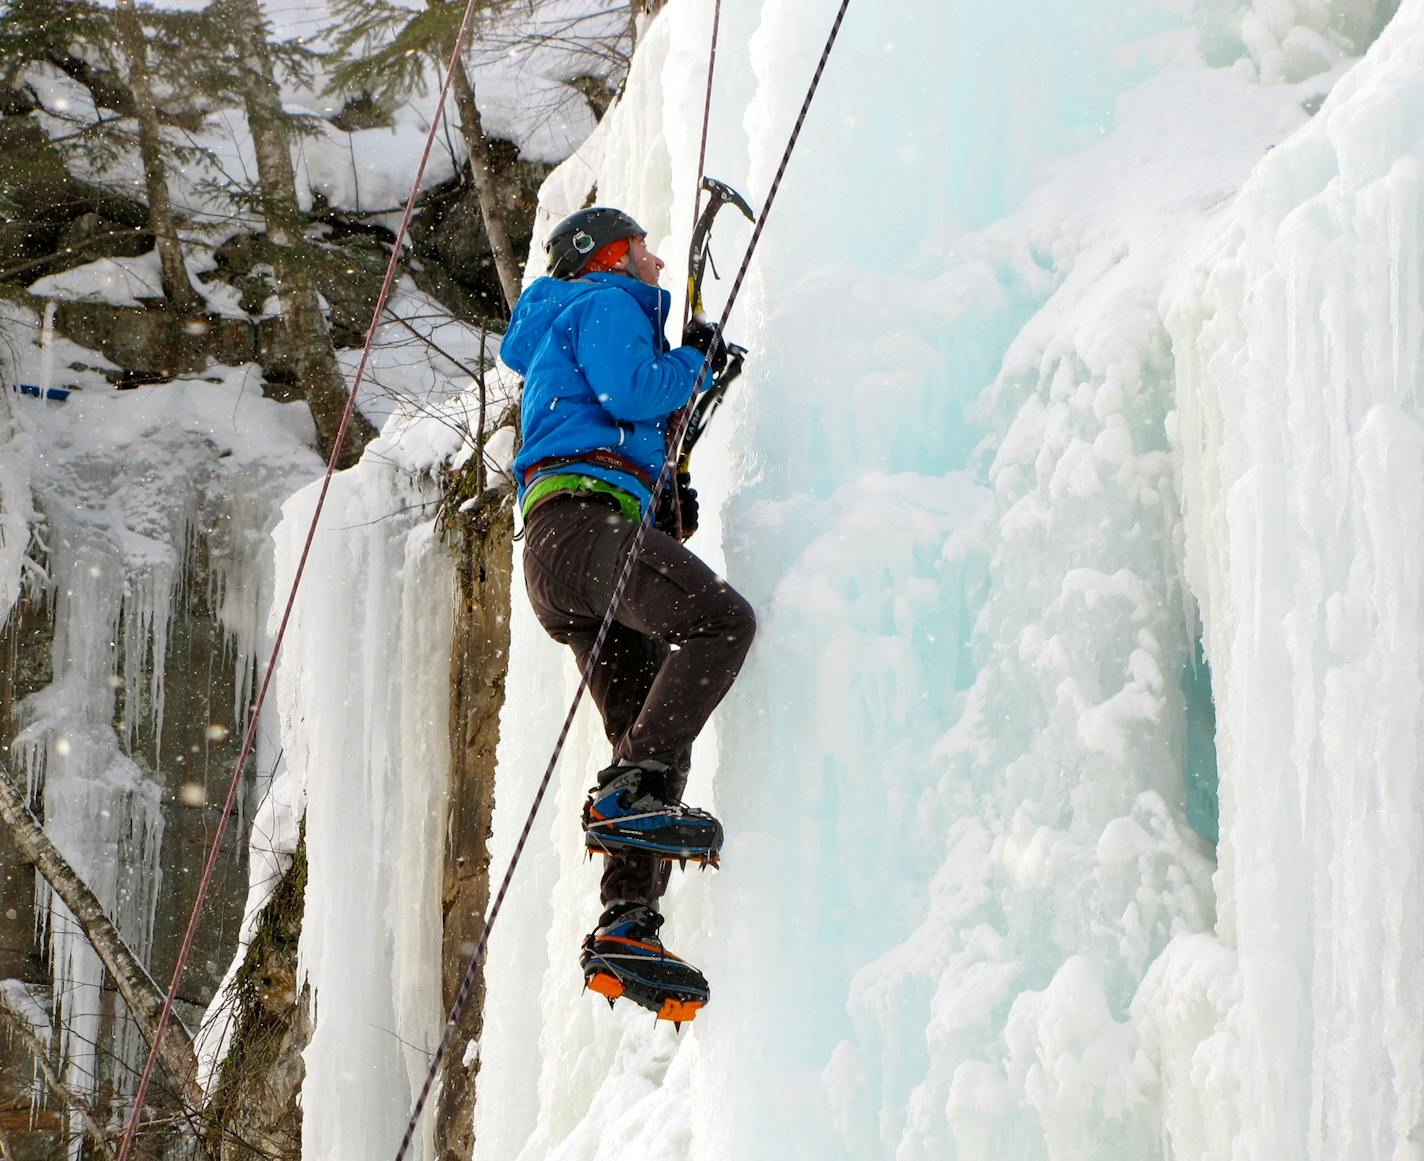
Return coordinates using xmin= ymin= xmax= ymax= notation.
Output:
xmin=522 ymin=473 xmax=643 ymax=524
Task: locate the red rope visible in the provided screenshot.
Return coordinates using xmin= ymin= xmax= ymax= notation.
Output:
xmin=387 ymin=1 xmax=854 ymax=1155
xmin=113 ymin=0 xmax=494 ymax=1155
xmin=683 ymin=0 xmax=722 ymax=331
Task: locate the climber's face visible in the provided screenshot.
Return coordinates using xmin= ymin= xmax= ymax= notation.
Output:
xmin=623 ymin=236 xmax=665 ymax=285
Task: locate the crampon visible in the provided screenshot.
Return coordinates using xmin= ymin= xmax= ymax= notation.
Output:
xmin=580 ymin=903 xmax=709 ymax=1027
xmin=582 ymin=764 xmax=723 ymax=867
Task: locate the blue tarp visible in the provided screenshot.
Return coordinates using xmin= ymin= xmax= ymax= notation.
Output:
xmin=12 ymin=383 xmax=71 ymax=401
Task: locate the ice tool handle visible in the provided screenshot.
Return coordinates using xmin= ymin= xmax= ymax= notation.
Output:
xmin=677 ymin=176 xmax=755 ymax=469
xmin=680 ymin=343 xmax=746 ymax=461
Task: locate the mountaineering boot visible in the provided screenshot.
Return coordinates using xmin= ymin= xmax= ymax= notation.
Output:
xmin=581 ymin=902 xmax=709 ymax=1023
xmin=582 ymin=761 xmax=723 ymax=866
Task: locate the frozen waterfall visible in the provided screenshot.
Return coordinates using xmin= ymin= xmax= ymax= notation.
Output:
xmin=224 ymin=0 xmax=1424 ymax=1159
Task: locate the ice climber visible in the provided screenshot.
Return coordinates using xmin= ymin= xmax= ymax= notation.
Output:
xmin=500 ymin=206 xmax=756 ymax=1021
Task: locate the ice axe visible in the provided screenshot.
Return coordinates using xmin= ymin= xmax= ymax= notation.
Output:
xmin=677 ymin=176 xmax=755 ymax=472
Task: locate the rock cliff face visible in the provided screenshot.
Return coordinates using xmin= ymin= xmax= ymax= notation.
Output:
xmin=205 ymin=838 xmax=311 ymax=1161
xmin=436 ymin=487 xmax=514 ymax=1161
xmin=0 ymin=561 xmax=51 ymax=1160
xmin=0 ymin=367 xmax=317 ymax=1155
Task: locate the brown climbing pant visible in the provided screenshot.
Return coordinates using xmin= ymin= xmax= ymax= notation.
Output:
xmin=522 ymin=491 xmax=756 ymax=905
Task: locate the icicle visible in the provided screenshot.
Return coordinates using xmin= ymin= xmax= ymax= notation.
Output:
xmin=8 ymin=361 xmax=322 ymax=1122
xmin=37 ymin=301 xmax=55 ymax=398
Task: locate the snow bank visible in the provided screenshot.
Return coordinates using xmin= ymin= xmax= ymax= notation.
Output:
xmin=18 ymin=0 xmax=604 ymax=251
xmin=28 ymin=253 xmax=168 ymax=309
xmin=26 ymin=250 xmax=247 ymax=319
xmin=1163 ymin=3 xmax=1424 ymax=1155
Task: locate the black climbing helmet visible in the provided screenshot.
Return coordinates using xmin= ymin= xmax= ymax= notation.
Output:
xmin=545 ymin=207 xmax=646 ymax=279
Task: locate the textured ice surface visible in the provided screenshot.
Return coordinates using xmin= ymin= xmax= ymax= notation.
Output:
xmin=134 ymin=0 xmax=1415 ymax=1156
xmin=242 ymin=382 xmax=507 ymax=1158
xmin=274 ymin=459 xmax=453 ymax=1161
xmin=192 ymin=286 xmax=510 ymax=1139
xmin=0 ymin=389 xmax=37 ymax=628
xmin=1164 ymin=4 xmax=1424 ymax=1155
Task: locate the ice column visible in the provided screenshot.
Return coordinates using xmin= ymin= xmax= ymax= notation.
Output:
xmin=5 ymin=365 xmax=318 ymax=1128
xmin=1166 ymin=5 xmax=1424 ymax=1156
xmin=275 ymin=438 xmax=454 ymax=1161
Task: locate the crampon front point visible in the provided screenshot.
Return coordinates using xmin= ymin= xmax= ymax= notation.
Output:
xmin=585 ymin=966 xmax=706 ymax=1025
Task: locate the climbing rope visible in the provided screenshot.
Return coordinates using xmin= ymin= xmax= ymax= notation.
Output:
xmin=387 ymin=1 xmax=854 ymax=1157
xmin=113 ymin=0 xmax=496 ymax=1154
xmin=683 ymin=0 xmax=723 ymax=330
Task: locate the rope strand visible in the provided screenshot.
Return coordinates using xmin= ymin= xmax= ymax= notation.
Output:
xmin=683 ymin=0 xmax=723 ymax=330
xmin=113 ymin=0 xmax=495 ymax=1153
xmin=387 ymin=2 xmax=854 ymax=1155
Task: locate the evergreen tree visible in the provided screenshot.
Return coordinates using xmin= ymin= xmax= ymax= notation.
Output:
xmin=201 ymin=0 xmax=376 ymax=467
xmin=113 ymin=0 xmax=201 ymax=313
xmin=327 ymin=0 xmax=524 ymax=310
xmin=0 ymin=0 xmax=209 ymax=296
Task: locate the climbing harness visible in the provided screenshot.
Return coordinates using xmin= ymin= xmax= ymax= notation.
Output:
xmin=388 ymin=0 xmax=855 ymax=1156
xmin=112 ymin=0 xmax=497 ymax=1153
xmin=523 ymin=448 xmax=657 ymax=491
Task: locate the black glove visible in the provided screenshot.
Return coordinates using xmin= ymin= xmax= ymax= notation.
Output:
xmin=681 ymin=320 xmax=729 ymax=377
xmin=654 ymin=471 xmax=699 ymax=538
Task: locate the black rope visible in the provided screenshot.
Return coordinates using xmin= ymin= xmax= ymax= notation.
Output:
xmin=388 ymin=3 xmax=855 ymax=1156
xmin=683 ymin=0 xmax=722 ymax=331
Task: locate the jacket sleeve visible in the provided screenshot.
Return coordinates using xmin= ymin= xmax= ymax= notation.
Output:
xmin=571 ymin=290 xmax=707 ymax=421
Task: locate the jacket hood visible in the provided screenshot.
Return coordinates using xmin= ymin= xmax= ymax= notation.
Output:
xmin=502 ymin=273 xmax=672 ymax=374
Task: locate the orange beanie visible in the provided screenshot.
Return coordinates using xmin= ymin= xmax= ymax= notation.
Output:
xmin=579 ymin=237 xmax=631 ymax=275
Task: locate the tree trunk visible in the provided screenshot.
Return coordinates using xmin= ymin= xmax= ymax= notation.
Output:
xmin=230 ymin=0 xmax=374 ymax=468
xmin=113 ymin=0 xmax=201 ymax=315
xmin=0 ymin=765 xmax=203 ymax=1114
xmin=444 ymin=44 xmax=523 ymax=311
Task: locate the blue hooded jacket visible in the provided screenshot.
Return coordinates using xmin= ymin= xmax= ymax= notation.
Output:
xmin=503 ymin=272 xmax=706 ymax=514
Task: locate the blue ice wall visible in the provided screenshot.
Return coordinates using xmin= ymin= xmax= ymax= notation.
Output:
xmin=1183 ymin=638 xmax=1220 ymax=844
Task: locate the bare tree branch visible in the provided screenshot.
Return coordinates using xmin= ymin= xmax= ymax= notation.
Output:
xmin=0 ymin=763 xmax=203 ymax=1113
xmin=0 ymin=997 xmax=117 ymax=1161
